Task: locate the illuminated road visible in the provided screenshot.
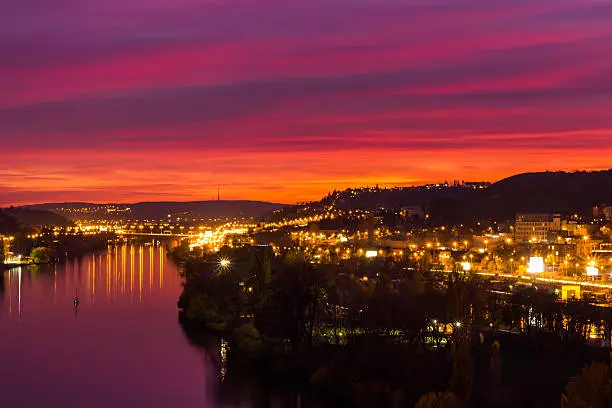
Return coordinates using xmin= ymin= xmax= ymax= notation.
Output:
xmin=474 ymin=271 xmax=612 ymax=290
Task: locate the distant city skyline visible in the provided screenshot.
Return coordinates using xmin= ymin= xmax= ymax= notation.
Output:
xmin=1 ymin=0 xmax=611 ymax=205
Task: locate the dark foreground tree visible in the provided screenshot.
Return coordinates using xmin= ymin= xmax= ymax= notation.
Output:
xmin=415 ymin=391 xmax=461 ymax=408
xmin=255 ymin=259 xmax=325 ymax=353
xmin=450 ymin=336 xmax=474 ymax=405
xmin=561 ymin=362 xmax=612 ymax=408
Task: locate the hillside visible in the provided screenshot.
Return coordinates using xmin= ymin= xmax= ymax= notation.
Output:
xmin=429 ymin=170 xmax=612 ymax=224
xmin=4 ymin=207 xmax=72 ymax=226
xmin=12 ymin=170 xmax=612 ymax=225
xmin=128 ymin=200 xmax=284 ymax=219
xmin=319 ymin=185 xmax=479 ymax=210
xmin=0 ymin=209 xmax=20 ymax=234
xmin=480 ymin=170 xmax=610 ymax=215
xmin=0 ymin=207 xmax=71 ymax=233
xmin=302 ymin=170 xmax=611 ymax=224
xmin=24 ymin=200 xmax=285 ymax=221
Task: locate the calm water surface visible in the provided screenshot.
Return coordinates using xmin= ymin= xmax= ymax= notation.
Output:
xmin=0 ymin=244 xmax=219 ymax=408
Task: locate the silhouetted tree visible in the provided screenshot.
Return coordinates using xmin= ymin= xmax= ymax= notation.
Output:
xmin=490 ymin=340 xmax=502 ymax=405
xmin=30 ymin=246 xmax=54 ymax=263
xmin=450 ymin=336 xmax=473 ymax=405
xmin=415 ymin=391 xmax=461 ymax=408
xmin=255 ymin=259 xmax=325 ymax=353
xmin=561 ymin=362 xmax=612 ymax=408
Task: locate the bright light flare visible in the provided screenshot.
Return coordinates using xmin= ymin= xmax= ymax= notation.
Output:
xmin=527 ymin=257 xmax=544 ymax=274
xmin=586 ymin=261 xmax=599 ymax=276
xmin=365 ymin=250 xmax=378 ymax=258
xmin=216 ymin=256 xmax=232 ymax=271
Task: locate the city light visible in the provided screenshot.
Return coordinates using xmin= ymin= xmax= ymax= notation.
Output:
xmin=365 ymin=250 xmax=378 ymax=258
xmin=3 ymin=2 xmax=612 ymax=404
xmin=586 ymin=261 xmax=599 ymax=276
xmin=527 ymin=257 xmax=545 ymax=274
xmin=216 ymin=257 xmax=232 ymax=271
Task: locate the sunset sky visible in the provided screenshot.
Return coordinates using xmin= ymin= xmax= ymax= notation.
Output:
xmin=1 ymin=0 xmax=611 ymax=205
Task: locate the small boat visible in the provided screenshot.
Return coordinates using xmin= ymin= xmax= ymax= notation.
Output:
xmin=73 ymin=289 xmax=80 ymax=306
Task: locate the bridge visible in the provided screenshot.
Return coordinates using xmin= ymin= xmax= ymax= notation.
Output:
xmin=118 ymin=232 xmax=192 ymax=238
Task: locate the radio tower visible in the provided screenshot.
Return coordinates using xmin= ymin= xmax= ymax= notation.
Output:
xmin=217 ymin=187 xmax=220 ymax=201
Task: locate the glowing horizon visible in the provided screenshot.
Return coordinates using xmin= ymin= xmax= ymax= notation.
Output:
xmin=4 ymin=164 xmax=610 ymax=207
xmin=1 ymin=0 xmax=611 ymax=206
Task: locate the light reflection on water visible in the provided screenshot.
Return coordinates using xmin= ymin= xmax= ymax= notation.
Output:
xmin=2 ymin=245 xmax=169 ymax=315
xmin=0 ymin=244 xmax=213 ymax=408
xmin=0 ymin=244 xmax=313 ymax=408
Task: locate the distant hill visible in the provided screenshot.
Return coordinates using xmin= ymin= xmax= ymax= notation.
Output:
xmin=23 ymin=200 xmax=285 ymax=221
xmin=429 ymin=170 xmax=612 ymax=224
xmin=0 ymin=209 xmax=20 ymax=234
xmin=301 ymin=170 xmax=611 ymax=224
xmin=319 ymin=185 xmax=479 ymax=210
xmin=10 ymin=170 xmax=612 ymax=225
xmin=0 ymin=207 xmax=71 ymax=232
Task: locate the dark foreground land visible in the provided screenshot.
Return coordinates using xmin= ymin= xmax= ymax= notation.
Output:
xmin=181 ymin=316 xmax=609 ymax=408
xmin=176 ymin=246 xmax=612 ymax=408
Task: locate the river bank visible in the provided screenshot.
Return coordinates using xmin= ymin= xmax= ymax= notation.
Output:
xmin=1 ymin=261 xmax=53 ymax=272
xmin=181 ymin=316 xmax=610 ymax=407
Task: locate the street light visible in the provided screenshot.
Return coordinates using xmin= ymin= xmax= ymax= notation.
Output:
xmin=216 ymin=256 xmax=231 ymax=272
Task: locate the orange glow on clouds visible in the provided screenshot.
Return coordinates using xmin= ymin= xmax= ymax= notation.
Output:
xmin=1 ymin=0 xmax=611 ymax=205
xmin=2 ymin=146 xmax=609 ymax=205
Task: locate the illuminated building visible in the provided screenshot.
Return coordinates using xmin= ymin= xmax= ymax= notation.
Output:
xmin=593 ymin=243 xmax=612 ymax=256
xmin=0 ymin=235 xmax=12 ymax=261
xmin=400 ymin=206 xmax=424 ymax=219
xmin=593 ymin=205 xmax=612 ymax=221
xmin=560 ymin=285 xmax=580 ymax=301
xmin=462 ymin=181 xmax=491 ymax=189
xmin=514 ymin=213 xmax=561 ymax=242
xmin=576 ymin=237 xmax=599 ymax=258
xmin=546 ymin=242 xmax=576 ymax=261
xmin=604 ymin=206 xmax=612 ymax=221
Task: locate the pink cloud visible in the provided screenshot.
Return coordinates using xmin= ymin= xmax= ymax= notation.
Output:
xmin=1 ymin=0 xmax=612 ymax=204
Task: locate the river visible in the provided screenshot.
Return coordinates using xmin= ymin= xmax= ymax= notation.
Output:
xmin=0 ymin=244 xmax=220 ymax=408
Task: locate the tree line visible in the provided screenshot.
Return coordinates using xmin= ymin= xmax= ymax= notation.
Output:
xmin=177 ymin=245 xmax=612 ymax=407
